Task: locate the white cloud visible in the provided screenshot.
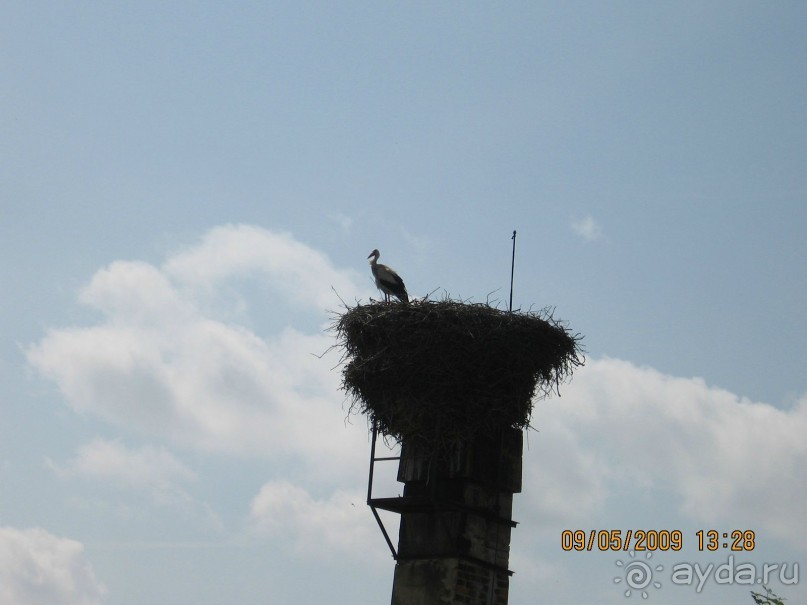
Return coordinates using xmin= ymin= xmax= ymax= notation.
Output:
xmin=162 ymin=224 xmax=368 ymax=309
xmin=23 ymin=223 xmax=806 ymax=576
xmin=401 ymin=229 xmax=431 ymax=258
xmin=78 ymin=261 xmax=195 ymax=327
xmin=48 ymin=439 xmax=196 ymax=506
xmin=249 ymin=480 xmax=379 ymax=560
xmin=25 ymin=225 xmax=372 ymax=483
xmin=0 ymin=527 xmax=106 ymax=605
xmin=571 ymin=214 xmax=605 ymax=242
xmin=328 ymin=211 xmax=354 ymax=234
xmin=521 ymin=358 xmax=807 ymax=549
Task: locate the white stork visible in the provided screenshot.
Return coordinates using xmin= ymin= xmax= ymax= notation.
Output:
xmin=367 ymin=249 xmax=409 ymax=303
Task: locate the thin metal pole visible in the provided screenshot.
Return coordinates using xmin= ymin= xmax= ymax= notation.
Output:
xmin=370 ymin=505 xmax=398 ymax=559
xmin=509 ymin=230 xmax=517 ymax=312
xmin=366 ymin=424 xmax=398 ymax=559
xmin=367 ymin=424 xmax=378 ymax=503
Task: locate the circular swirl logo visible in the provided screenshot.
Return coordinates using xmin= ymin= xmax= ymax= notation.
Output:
xmin=614 ymin=552 xmax=663 ymax=598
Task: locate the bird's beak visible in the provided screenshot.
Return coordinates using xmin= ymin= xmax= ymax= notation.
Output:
xmin=367 ymin=252 xmax=374 ymax=259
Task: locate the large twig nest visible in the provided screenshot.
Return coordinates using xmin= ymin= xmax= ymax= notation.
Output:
xmin=333 ymin=299 xmax=583 ymax=451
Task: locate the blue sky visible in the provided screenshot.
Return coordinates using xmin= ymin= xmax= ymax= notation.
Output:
xmin=1 ymin=3 xmax=805 ymax=604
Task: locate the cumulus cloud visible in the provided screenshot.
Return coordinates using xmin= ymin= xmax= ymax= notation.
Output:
xmin=48 ymin=439 xmax=196 ymax=506
xmin=0 ymin=527 xmax=106 ymax=605
xmin=328 ymin=211 xmax=354 ymax=234
xmin=521 ymin=358 xmax=807 ymax=549
xmin=23 ymin=223 xmax=806 ymax=569
xmin=249 ymin=480 xmax=379 ymax=559
xmin=162 ymin=224 xmax=367 ymax=309
xmin=571 ymin=214 xmax=605 ymax=242
xmin=26 ymin=225 xmax=372 ymax=482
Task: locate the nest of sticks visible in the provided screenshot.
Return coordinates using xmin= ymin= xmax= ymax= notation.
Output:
xmin=333 ymin=298 xmax=583 ymax=451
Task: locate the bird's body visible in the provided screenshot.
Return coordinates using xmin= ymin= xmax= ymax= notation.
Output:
xmin=368 ymin=249 xmax=408 ymax=303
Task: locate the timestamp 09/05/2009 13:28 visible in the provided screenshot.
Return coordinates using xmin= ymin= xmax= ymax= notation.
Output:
xmin=560 ymin=529 xmax=756 ymax=552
